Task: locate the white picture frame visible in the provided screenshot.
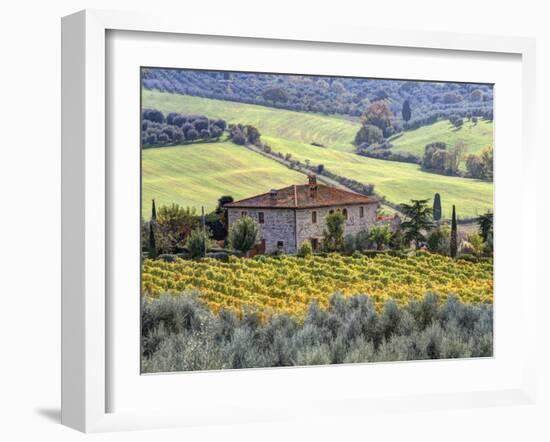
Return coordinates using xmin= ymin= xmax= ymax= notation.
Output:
xmin=61 ymin=9 xmax=538 ymax=433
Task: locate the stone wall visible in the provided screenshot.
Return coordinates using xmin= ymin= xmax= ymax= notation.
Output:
xmin=227 ymin=208 xmax=296 ymax=253
xmin=228 ymin=202 xmax=379 ymax=254
xmin=296 ymin=203 xmax=378 ymax=249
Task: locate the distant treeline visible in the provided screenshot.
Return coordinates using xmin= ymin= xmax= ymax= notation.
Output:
xmin=142 ymin=68 xmax=493 ymax=125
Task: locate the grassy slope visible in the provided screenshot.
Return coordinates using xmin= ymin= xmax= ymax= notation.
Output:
xmin=262 ymin=136 xmax=492 ymax=219
xmin=142 ymin=89 xmax=358 ymax=152
xmin=142 ymin=141 xmax=305 ymax=217
xmin=142 ymin=90 xmax=493 ymax=218
xmin=390 ymin=119 xmax=493 ymax=161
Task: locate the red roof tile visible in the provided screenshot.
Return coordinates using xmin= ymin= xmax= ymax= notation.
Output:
xmin=225 ymin=182 xmax=379 ymax=209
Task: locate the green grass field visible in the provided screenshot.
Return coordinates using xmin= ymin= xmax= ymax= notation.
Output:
xmin=142 ymin=90 xmax=358 ymax=152
xmin=142 ymin=90 xmax=494 ymax=219
xmin=142 ymin=141 xmax=306 ymax=217
xmin=389 ymin=118 xmax=493 ymax=167
xmin=262 ymin=136 xmax=492 ymax=219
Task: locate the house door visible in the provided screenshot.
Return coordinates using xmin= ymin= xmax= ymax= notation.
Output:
xmin=310 ymin=238 xmax=319 ymax=251
xmin=249 ymin=239 xmax=266 ymax=257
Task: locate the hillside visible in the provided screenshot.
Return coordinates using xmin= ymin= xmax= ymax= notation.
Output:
xmin=142 ymin=68 xmax=494 ymax=124
xmin=262 ymin=136 xmax=493 ymax=219
xmin=142 ymin=90 xmax=494 ymax=218
xmin=389 ymin=118 xmax=493 ymax=161
xmin=142 ymin=90 xmax=358 ymax=152
xmin=141 ymin=141 xmax=305 ymax=218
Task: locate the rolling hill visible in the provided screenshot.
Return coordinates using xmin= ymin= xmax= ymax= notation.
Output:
xmin=262 ymin=136 xmax=493 ymax=219
xmin=142 ymin=141 xmax=306 ymax=218
xmin=142 ymin=90 xmax=494 ymax=219
xmin=389 ymin=118 xmax=493 ymax=163
xmin=142 ymin=89 xmax=358 ymax=152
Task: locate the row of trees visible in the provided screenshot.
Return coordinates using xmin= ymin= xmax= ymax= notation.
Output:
xmin=144 ymin=193 xmax=493 ymax=261
xmin=421 ymin=140 xmax=493 ymax=181
xmin=141 ymin=108 xmax=227 ymax=147
xmin=143 ymin=197 xmax=263 ymax=259
xmin=401 ymin=197 xmax=493 ymax=258
xmin=422 ymin=141 xmax=466 ymax=176
xmin=142 ymin=68 xmax=493 ymax=123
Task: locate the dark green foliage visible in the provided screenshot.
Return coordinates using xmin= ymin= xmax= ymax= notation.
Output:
xmin=402 ymin=99 xmax=412 ymax=122
xmin=297 ymin=241 xmax=313 ymax=257
xmin=354 ymin=124 xmax=384 ymax=146
xmin=426 ymin=226 xmax=450 ymax=255
xmin=228 ymin=124 xmax=262 ymax=146
xmin=141 ymin=293 xmax=493 ymax=373
xmin=422 ymin=141 xmax=465 ymax=176
xmin=151 ymin=198 xmax=157 ymax=222
xmin=368 ymin=225 xmax=392 ymax=250
xmin=141 ymin=109 xmax=226 ymax=148
xmin=148 ymin=222 xmax=157 ymax=259
xmin=400 ymin=199 xmax=435 ymax=248
xmin=343 ymin=234 xmax=357 ymax=255
xmin=186 ymin=227 xmax=212 ymax=259
xmin=450 ymin=205 xmax=458 ymax=258
xmin=228 ymin=216 xmax=259 ymax=254
xmin=143 ymin=69 xmax=493 ymax=124
xmin=261 ymin=86 xmax=288 ymax=104
xmin=433 ymin=193 xmax=442 ymax=222
xmin=477 ymin=211 xmax=493 ymax=243
xmin=321 ymin=211 xmax=345 ymax=252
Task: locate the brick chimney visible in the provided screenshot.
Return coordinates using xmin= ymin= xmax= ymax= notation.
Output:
xmin=308 ymin=174 xmax=318 ymax=199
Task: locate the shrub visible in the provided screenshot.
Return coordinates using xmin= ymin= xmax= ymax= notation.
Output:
xmin=142 ymin=292 xmax=493 ymax=372
xmin=368 ymin=225 xmax=392 ymax=250
xmin=297 ymin=241 xmax=313 ymax=257
xmin=142 ymin=108 xmax=164 ymax=123
xmin=343 ymin=234 xmax=357 ymax=255
xmin=228 ymin=216 xmax=259 ymax=254
xmin=427 ymin=226 xmax=450 ymax=255
xmin=355 ymin=230 xmax=370 ymax=251
xmin=321 ymin=211 xmax=345 ymax=252
xmin=185 ymin=227 xmax=212 ymax=259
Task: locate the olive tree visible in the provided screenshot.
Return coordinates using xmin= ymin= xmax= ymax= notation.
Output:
xmin=228 ymin=216 xmax=259 ymax=254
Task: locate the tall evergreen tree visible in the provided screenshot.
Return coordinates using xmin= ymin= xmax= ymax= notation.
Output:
xmin=148 ymin=222 xmax=157 ymax=259
xmin=402 ymin=99 xmax=412 ymax=122
xmin=400 ymin=199 xmax=435 ymax=249
xmin=450 ymin=205 xmax=458 ymax=258
xmin=433 ymin=193 xmax=442 ymax=222
xmin=151 ymin=199 xmax=157 ymax=223
xmin=477 ymin=211 xmax=493 ymax=242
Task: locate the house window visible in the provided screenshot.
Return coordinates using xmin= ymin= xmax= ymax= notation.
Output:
xmin=342 ymin=208 xmax=348 ymax=220
xmin=258 ymin=212 xmax=265 ymax=224
xmin=360 ymin=206 xmax=364 ymax=218
xmin=329 ymin=209 xmax=334 ymax=215
xmin=311 ymin=210 xmax=317 ymax=223
xmin=241 ymin=211 xmax=247 ymax=217
xmin=277 ymin=241 xmax=284 ymax=249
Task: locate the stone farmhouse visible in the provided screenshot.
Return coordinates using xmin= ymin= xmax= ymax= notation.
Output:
xmin=225 ymin=175 xmax=380 ymax=254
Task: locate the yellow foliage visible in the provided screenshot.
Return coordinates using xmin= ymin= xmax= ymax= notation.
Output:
xmin=142 ymin=254 xmax=493 ymax=319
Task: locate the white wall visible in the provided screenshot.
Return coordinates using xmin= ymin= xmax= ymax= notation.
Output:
xmin=0 ymin=1 xmax=548 ymax=441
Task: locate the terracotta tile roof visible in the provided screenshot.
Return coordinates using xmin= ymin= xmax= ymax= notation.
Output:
xmin=225 ymin=181 xmax=379 ymax=209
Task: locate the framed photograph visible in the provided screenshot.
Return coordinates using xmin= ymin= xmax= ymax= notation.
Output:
xmin=61 ymin=9 xmax=537 ymax=432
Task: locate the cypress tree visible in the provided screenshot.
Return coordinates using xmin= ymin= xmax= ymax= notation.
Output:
xmin=151 ymin=199 xmax=157 ymax=223
xmin=148 ymin=222 xmax=157 ymax=259
xmin=402 ymin=99 xmax=412 ymax=122
xmin=433 ymin=193 xmax=442 ymax=222
xmin=148 ymin=199 xmax=158 ymax=259
xmin=450 ymin=205 xmax=458 ymax=258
